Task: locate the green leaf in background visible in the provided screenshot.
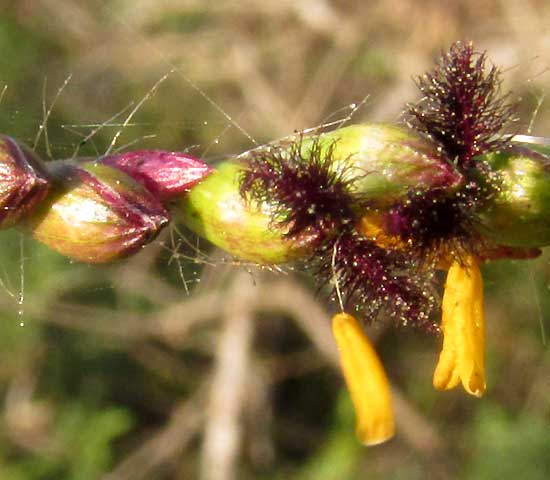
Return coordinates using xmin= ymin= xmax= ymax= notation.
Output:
xmin=465 ymin=404 xmax=550 ymax=480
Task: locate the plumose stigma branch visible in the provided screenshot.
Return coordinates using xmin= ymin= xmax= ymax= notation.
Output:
xmin=2 ymin=41 xmax=549 ymax=445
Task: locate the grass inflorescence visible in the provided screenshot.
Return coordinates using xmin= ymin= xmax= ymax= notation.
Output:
xmin=238 ymin=41 xmax=519 ymax=330
xmin=240 ymin=134 xmax=438 ymax=329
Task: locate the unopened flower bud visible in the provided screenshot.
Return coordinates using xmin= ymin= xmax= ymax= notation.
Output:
xmin=0 ymin=135 xmax=50 ymax=229
xmin=475 ymin=145 xmax=550 ymax=247
xmin=175 ymin=161 xmax=316 ymax=264
xmin=100 ymin=150 xmax=213 ymax=201
xmin=301 ymin=124 xmax=463 ymax=205
xmin=23 ymin=161 xmax=170 ymax=263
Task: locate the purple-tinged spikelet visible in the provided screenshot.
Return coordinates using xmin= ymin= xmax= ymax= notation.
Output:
xmin=25 ymin=162 xmax=170 ymax=263
xmin=100 ymin=150 xmax=213 ymax=201
xmin=0 ymin=135 xmax=51 ymax=229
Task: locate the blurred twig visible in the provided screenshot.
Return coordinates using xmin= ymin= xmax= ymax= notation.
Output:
xmin=200 ymin=272 xmax=255 ymax=480
xmin=103 ymin=385 xmax=206 ymax=480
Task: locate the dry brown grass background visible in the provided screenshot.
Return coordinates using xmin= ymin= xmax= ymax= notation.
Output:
xmin=0 ymin=1 xmax=549 ymax=479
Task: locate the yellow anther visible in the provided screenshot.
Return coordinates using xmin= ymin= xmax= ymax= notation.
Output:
xmin=433 ymin=254 xmax=486 ymax=397
xmin=332 ymin=313 xmax=395 ymax=445
xmin=357 ymin=214 xmax=406 ymax=249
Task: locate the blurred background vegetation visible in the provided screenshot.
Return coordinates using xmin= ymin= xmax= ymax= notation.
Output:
xmin=0 ymin=0 xmax=549 ymax=479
